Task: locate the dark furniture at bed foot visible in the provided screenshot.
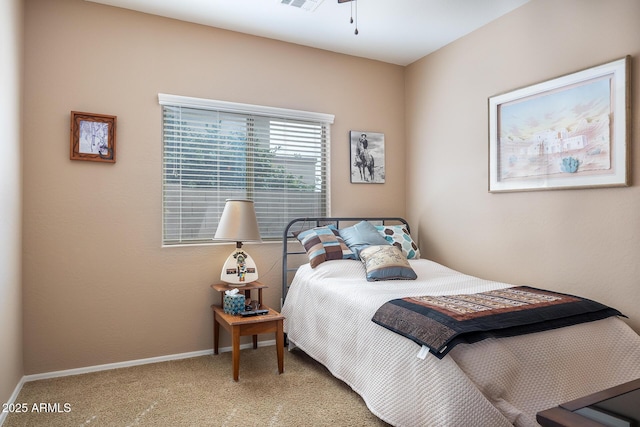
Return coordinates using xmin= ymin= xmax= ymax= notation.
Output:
xmin=537 ymin=378 xmax=640 ymax=427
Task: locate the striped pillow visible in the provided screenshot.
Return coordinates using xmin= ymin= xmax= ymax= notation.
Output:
xmin=295 ymin=226 xmax=356 ymax=268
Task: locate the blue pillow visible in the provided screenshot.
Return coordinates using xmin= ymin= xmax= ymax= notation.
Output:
xmin=359 ymin=245 xmax=417 ymax=281
xmin=339 ymin=221 xmax=390 ymax=257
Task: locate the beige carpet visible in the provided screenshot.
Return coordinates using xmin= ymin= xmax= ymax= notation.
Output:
xmin=4 ymin=346 xmax=390 ymax=426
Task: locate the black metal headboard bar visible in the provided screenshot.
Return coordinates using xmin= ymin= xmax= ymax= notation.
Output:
xmin=281 ymin=217 xmax=409 ymax=306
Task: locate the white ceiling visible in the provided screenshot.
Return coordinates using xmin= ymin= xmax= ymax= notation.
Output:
xmin=87 ymin=0 xmax=530 ymax=66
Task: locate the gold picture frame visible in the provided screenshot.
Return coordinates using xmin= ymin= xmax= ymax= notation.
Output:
xmin=70 ymin=111 xmax=117 ymax=163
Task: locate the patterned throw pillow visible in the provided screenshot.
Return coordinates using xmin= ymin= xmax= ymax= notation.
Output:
xmin=359 ymin=245 xmax=417 ymax=281
xmin=295 ymin=226 xmax=356 ymax=268
xmin=375 ymin=225 xmax=421 ymax=259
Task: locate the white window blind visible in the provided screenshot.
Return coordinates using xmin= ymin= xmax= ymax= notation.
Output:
xmin=159 ymin=94 xmax=333 ymax=245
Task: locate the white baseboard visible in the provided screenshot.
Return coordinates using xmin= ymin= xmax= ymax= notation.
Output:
xmin=0 ymin=376 xmax=26 ymax=426
xmin=0 ymin=340 xmax=275 ymax=426
xmin=25 ymin=340 xmax=276 ymax=382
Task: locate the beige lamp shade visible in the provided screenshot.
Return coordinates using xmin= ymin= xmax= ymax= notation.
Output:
xmin=214 ymin=199 xmax=262 ymax=243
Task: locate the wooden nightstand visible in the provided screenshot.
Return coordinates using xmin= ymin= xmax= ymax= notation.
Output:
xmin=210 ymin=282 xmax=285 ymax=381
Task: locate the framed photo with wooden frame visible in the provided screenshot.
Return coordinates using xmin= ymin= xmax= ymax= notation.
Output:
xmin=488 ymin=56 xmax=630 ymax=192
xmin=70 ymin=111 xmax=117 ymax=163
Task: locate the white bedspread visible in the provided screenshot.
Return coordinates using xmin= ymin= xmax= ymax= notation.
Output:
xmin=282 ymin=259 xmax=640 ymax=427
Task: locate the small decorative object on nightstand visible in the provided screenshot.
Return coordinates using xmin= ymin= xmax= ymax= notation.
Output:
xmin=213 ymin=199 xmax=262 ymax=286
xmin=222 ymin=288 xmax=245 ymax=315
xmin=210 ymin=281 xmax=285 ymax=381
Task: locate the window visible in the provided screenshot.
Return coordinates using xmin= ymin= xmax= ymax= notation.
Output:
xmin=159 ymin=94 xmax=333 ymax=245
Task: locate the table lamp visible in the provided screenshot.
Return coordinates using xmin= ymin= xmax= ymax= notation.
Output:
xmin=213 ymin=199 xmax=262 ymax=286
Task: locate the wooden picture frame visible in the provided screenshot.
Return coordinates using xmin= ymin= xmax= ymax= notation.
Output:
xmin=489 ymin=56 xmax=629 ymax=192
xmin=350 ymin=130 xmax=385 ymax=183
xmin=70 ymin=111 xmax=117 ymax=163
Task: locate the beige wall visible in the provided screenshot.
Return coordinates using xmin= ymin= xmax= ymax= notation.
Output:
xmin=0 ymin=0 xmax=24 ymax=406
xmin=406 ymin=0 xmax=640 ymax=330
xmin=22 ymin=0 xmax=405 ymax=374
xmin=22 ymin=0 xmax=640 ymax=377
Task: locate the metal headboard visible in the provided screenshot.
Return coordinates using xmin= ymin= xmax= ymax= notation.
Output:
xmin=281 ymin=217 xmax=409 ymax=307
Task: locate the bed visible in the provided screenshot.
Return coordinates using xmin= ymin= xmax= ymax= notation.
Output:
xmin=280 ymin=217 xmax=640 ymax=427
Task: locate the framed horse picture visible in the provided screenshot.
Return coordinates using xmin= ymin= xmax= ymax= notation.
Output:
xmin=350 ymin=130 xmax=385 ymax=183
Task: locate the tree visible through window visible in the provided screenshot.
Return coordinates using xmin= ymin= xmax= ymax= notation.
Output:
xmin=160 ymin=95 xmax=332 ymax=245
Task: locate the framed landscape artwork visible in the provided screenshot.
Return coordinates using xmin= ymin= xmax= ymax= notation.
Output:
xmin=70 ymin=111 xmax=117 ymax=163
xmin=489 ymin=56 xmax=629 ymax=192
xmin=350 ymin=130 xmax=385 ymax=184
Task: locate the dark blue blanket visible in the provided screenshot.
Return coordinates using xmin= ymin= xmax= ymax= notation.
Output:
xmin=371 ymin=286 xmax=623 ymax=359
